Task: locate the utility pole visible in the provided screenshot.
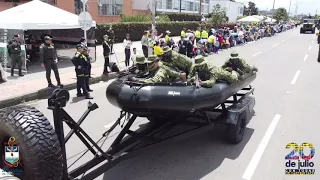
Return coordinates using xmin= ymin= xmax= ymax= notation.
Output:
xmin=199 ymin=0 xmax=202 ymax=14
xmin=152 ymin=0 xmax=156 ymax=34
xmin=179 ymin=0 xmax=182 ymax=13
xmin=288 ymin=0 xmax=292 ymax=16
xmin=271 ymin=0 xmax=275 ymax=23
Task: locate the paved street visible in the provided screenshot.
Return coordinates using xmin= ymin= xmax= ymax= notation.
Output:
xmin=24 ymin=28 xmax=319 ymax=180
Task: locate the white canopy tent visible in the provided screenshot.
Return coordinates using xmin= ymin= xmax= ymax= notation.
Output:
xmin=0 ymin=0 xmax=96 ymax=30
xmin=264 ymin=17 xmax=277 ymax=23
xmin=237 ymin=16 xmax=261 ymax=23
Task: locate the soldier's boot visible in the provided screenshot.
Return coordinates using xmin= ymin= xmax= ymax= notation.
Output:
xmin=18 ymin=69 xmax=24 ymax=77
xmin=85 ymin=93 xmax=93 ymax=99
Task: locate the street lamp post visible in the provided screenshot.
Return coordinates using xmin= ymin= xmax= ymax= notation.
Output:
xmin=151 ymin=0 xmax=156 ymax=34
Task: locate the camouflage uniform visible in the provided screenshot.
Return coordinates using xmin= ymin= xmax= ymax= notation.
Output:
xmin=130 ymin=55 xmax=148 ymax=77
xmin=161 ymin=46 xmax=193 ymax=74
xmin=221 ymin=52 xmax=258 ymax=75
xmin=139 ymin=55 xmax=182 ymax=83
xmin=188 ymin=55 xmax=239 ymax=87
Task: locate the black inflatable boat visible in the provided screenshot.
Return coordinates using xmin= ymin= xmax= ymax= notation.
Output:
xmin=106 ymin=73 xmax=256 ymax=115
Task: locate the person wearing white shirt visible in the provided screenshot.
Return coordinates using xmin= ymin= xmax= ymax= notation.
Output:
xmin=123 ymin=33 xmax=132 ymax=69
xmin=131 ymin=47 xmax=139 ymax=64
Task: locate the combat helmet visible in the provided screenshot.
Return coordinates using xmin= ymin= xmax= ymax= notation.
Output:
xmin=135 ymin=55 xmax=146 ymax=65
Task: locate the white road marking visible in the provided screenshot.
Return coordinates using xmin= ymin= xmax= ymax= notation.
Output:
xmin=242 ymin=114 xmax=281 ymax=180
xmin=312 ymin=40 xmax=314 ymax=44
xmin=272 ymin=44 xmax=278 ymax=47
xmin=291 ymin=70 xmax=301 ymax=85
xmin=252 ymin=52 xmax=261 ymax=57
xmin=309 ymin=46 xmax=312 ymax=50
xmin=281 ymin=40 xmax=285 ymax=43
xmin=304 ymin=55 xmax=308 ymax=61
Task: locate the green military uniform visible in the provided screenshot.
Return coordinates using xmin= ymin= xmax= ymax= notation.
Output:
xmin=139 ymin=55 xmax=182 ymax=83
xmin=222 ymin=52 xmax=258 ymax=76
xmin=188 ymin=55 xmax=239 ymax=87
xmin=8 ymin=40 xmax=23 ymax=76
xmin=161 ymin=46 xmax=193 ymax=75
xmin=132 ymin=55 xmax=148 ymax=77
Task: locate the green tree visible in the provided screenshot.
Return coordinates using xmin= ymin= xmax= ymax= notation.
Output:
xmin=244 ymin=2 xmax=258 ymax=15
xmin=209 ymin=4 xmax=229 ymax=27
xmin=273 ymin=8 xmax=289 ymax=22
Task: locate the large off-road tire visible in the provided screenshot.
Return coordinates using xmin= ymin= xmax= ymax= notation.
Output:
xmin=0 ymin=106 xmax=63 ymax=180
xmin=226 ymin=111 xmax=247 ymax=144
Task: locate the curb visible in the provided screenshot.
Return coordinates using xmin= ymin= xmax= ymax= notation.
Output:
xmin=0 ymin=73 xmax=118 ymax=109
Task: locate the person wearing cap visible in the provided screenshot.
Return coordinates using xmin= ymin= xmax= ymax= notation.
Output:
xmin=317 ymin=31 xmax=320 ymax=62
xmin=72 ymin=44 xmax=86 ymax=97
xmin=131 ymin=55 xmax=149 ymax=78
xmin=7 ymin=35 xmax=23 ymax=76
xmin=161 ymin=46 xmax=193 ymax=75
xmin=222 ymin=52 xmax=258 ymax=76
xmin=130 ymin=55 xmax=186 ymax=83
xmin=181 ymin=28 xmax=187 ymax=38
xmin=82 ymin=46 xmax=94 ymax=93
xmin=164 ymin=30 xmax=172 ymax=47
xmin=107 ymin=26 xmax=115 ymax=54
xmin=195 ymin=27 xmax=202 ymax=43
xmin=188 ymin=55 xmax=239 ymax=87
xmin=103 ymin=35 xmax=111 ymax=74
xmin=40 ymin=36 xmax=63 ymax=88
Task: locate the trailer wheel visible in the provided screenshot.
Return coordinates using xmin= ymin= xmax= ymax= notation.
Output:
xmin=0 ymin=106 xmax=63 ymax=180
xmin=226 ymin=111 xmax=247 ymax=144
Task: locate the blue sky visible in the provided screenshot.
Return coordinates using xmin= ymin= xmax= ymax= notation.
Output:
xmin=237 ymin=0 xmax=320 ymax=15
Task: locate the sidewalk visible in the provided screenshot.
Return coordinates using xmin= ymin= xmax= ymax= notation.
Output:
xmin=0 ymin=36 xmax=181 ymax=109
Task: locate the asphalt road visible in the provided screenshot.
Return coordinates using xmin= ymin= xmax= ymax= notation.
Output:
xmin=24 ymin=28 xmax=320 ymax=180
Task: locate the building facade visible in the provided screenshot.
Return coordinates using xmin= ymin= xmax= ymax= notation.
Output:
xmin=0 ymin=0 xmax=243 ymax=23
xmin=209 ymin=0 xmax=244 ymax=22
xmin=133 ymin=0 xmax=210 ymax=15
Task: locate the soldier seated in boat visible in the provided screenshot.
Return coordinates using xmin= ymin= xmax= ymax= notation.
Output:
xmin=129 ymin=55 xmax=186 ymax=83
xmin=222 ymin=51 xmax=258 ymax=78
xmin=188 ymin=55 xmax=239 ymax=87
xmin=161 ymin=46 xmax=193 ymax=76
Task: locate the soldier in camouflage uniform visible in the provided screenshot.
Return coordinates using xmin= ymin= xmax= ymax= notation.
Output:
xmin=161 ymin=46 xmax=193 ymax=75
xmin=131 ymin=55 xmax=149 ymax=78
xmin=130 ymin=55 xmax=186 ymax=83
xmin=188 ymin=55 xmax=239 ymax=87
xmin=222 ymin=52 xmax=258 ymax=77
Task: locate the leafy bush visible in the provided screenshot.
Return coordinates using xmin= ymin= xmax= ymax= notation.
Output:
xmin=162 ymin=13 xmax=202 ymax=21
xmin=121 ymin=14 xmax=171 ymax=23
xmin=96 ymin=22 xmax=199 ymax=44
xmin=95 ymin=22 xmax=237 ymax=44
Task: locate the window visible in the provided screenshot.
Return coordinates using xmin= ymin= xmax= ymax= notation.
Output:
xmin=98 ymin=0 xmax=123 ymax=16
xmin=194 ymin=2 xmax=199 ymax=12
xmin=204 ymin=0 xmax=209 ymax=4
xmin=156 ymin=0 xmax=163 ymax=9
xmin=239 ymin=7 xmax=243 ymax=14
xmin=173 ymin=0 xmax=179 ymax=10
xmin=166 ymin=0 xmax=172 ymax=9
xmin=186 ymin=2 xmax=194 ymax=11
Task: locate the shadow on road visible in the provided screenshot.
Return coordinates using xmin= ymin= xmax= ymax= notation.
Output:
xmin=101 ymin=123 xmax=254 ymax=180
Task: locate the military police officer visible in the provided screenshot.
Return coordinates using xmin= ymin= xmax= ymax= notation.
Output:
xmin=71 ymin=44 xmax=93 ymax=99
xmin=40 ymin=36 xmax=63 ymax=88
xmin=317 ymin=31 xmax=320 ymax=62
xmin=8 ymin=35 xmax=23 ymax=76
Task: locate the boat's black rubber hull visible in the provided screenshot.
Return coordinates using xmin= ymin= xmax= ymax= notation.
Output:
xmin=106 ymin=73 xmax=256 ymax=113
